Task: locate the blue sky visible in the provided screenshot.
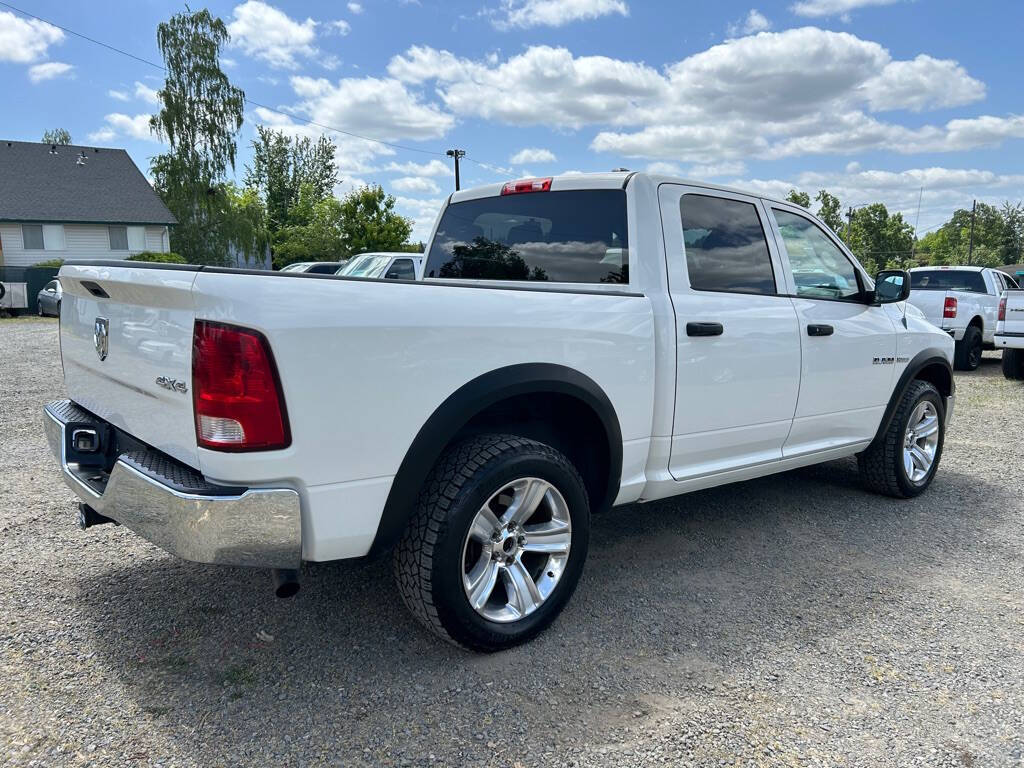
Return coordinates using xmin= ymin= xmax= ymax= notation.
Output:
xmin=1 ymin=0 xmax=1022 ymax=241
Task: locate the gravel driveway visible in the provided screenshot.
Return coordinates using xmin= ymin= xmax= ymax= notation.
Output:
xmin=2 ymin=316 xmax=1023 ymax=767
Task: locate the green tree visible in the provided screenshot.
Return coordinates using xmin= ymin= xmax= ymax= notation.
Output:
xmin=41 ymin=128 xmax=71 ymax=145
xmin=149 ymin=8 xmax=248 ymax=265
xmin=245 ymin=128 xmax=339 ymax=237
xmin=245 ymin=126 xmax=292 ymax=235
xmin=337 ymin=185 xmax=412 ymax=257
xmin=1000 ymin=202 xmax=1024 ymax=265
xmin=272 ymin=184 xmax=347 ymax=268
xmin=786 ymin=189 xmax=811 ymax=209
xmin=846 ymin=204 xmax=915 ymax=273
xmin=815 ymin=190 xmax=843 ymax=235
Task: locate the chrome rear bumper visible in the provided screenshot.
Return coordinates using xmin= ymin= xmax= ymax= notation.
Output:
xmin=43 ymin=400 xmax=301 ymax=569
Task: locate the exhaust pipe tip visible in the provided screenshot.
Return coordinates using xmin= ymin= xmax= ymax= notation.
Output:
xmin=271 ymin=568 xmax=300 ymax=598
xmin=77 ymin=503 xmax=116 ymax=530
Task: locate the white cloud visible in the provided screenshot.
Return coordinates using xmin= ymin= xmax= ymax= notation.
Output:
xmin=393 ymin=195 xmax=444 ymax=242
xmin=329 ymin=20 xmax=351 ymax=35
xmin=385 ymin=159 xmax=452 ymax=177
xmin=87 ymin=113 xmax=156 ymax=143
xmin=791 ymin=0 xmax=904 ymax=17
xmin=134 ymin=81 xmax=160 ymax=106
xmin=688 ymin=160 xmax=748 ymax=177
xmin=392 ymin=176 xmax=441 ymax=194
xmin=510 ymin=147 xmax=557 ymax=164
xmin=28 ymin=61 xmax=73 ymax=83
xmin=227 ymin=0 xmax=318 ymax=69
xmin=727 ymin=9 xmax=771 ymax=37
xmin=290 ymin=74 xmax=454 ymax=141
xmin=0 ymin=10 xmax=63 ymax=63
xmin=494 ymin=0 xmax=628 ymax=29
xmin=388 ymin=45 xmax=666 ymax=130
xmin=108 ymin=81 xmax=159 ymax=105
xmin=347 ymin=2 xmax=363 ymax=13
xmin=862 ymin=55 xmax=984 ymax=112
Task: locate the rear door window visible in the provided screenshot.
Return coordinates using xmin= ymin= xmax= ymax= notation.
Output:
xmin=425 ymin=189 xmax=629 ymax=284
xmin=680 ymin=194 xmax=776 ymax=295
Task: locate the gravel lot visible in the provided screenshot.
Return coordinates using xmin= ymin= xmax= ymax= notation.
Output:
xmin=3 ymin=316 xmax=1023 ymax=767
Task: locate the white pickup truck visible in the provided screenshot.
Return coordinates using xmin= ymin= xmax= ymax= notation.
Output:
xmin=996 ymin=288 xmax=1024 ymax=379
xmin=44 ymin=172 xmax=955 ymax=651
xmin=908 ymin=266 xmax=1018 ymax=371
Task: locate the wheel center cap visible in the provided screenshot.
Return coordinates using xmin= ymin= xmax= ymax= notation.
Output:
xmin=502 ymin=537 xmax=516 ymax=554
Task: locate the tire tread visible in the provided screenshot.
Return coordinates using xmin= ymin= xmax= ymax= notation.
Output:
xmin=393 ymin=434 xmax=584 ymax=649
xmin=858 ymin=379 xmax=941 ymax=498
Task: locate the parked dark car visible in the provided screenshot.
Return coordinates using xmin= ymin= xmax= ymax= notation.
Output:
xmin=36 ymin=280 xmax=61 ymax=317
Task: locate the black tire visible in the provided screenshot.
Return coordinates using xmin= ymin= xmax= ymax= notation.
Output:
xmin=1003 ymin=349 xmax=1024 ymax=380
xmin=393 ymin=434 xmax=590 ymax=652
xmin=858 ymin=380 xmax=945 ymax=498
xmin=954 ymin=325 xmax=983 ymax=371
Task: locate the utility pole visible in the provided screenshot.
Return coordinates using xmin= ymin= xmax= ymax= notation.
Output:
xmin=967 ymin=199 xmax=976 ymax=265
xmin=446 ymin=149 xmax=465 ymax=191
xmin=845 ymin=206 xmax=854 ymax=244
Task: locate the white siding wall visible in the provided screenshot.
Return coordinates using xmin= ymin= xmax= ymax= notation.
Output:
xmin=0 ymin=223 xmax=170 ymax=266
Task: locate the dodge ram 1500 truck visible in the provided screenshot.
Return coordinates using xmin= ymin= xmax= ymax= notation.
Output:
xmin=996 ymin=288 xmax=1024 ymax=379
xmin=44 ymin=172 xmax=955 ymax=651
xmin=908 ymin=266 xmax=1017 ymax=371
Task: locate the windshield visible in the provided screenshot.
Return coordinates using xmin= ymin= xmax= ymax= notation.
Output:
xmin=424 ymin=189 xmax=629 ymax=283
xmin=910 ymin=270 xmax=986 ymax=293
xmin=339 ymin=254 xmax=392 ymax=278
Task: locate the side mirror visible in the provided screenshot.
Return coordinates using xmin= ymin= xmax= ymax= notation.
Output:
xmin=871 ymin=269 xmax=911 ymax=304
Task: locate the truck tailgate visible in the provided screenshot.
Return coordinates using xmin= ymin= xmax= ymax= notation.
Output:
xmin=1002 ymin=290 xmax=1024 ymax=335
xmin=58 ymin=264 xmax=200 ymax=468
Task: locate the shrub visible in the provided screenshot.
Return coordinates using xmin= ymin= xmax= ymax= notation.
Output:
xmin=34 ymin=258 xmax=65 ymax=268
xmin=126 ymin=251 xmax=187 ymax=264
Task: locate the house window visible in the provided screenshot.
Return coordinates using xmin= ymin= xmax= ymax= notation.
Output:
xmin=108 ymin=225 xmax=129 ymax=251
xmin=127 ymin=226 xmax=146 ymax=252
xmin=23 ymin=224 xmax=44 ymax=250
xmin=42 ymin=224 xmax=65 ymax=251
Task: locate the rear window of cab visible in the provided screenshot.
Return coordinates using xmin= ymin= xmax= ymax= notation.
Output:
xmin=910 ymin=270 xmax=987 ymax=293
xmin=424 ymin=189 xmax=629 ymax=284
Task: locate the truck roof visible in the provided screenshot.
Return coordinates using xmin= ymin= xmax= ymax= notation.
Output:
xmin=909 ymin=265 xmax=988 ymax=272
xmin=449 ymin=171 xmax=798 ymax=209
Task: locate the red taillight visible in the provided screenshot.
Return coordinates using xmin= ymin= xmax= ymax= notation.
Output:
xmin=943 ymin=296 xmax=958 ymax=319
xmin=501 ymin=177 xmax=552 ymax=195
xmin=192 ymin=321 xmax=290 ymax=452
xmin=999 ymin=297 xmax=1007 ymax=322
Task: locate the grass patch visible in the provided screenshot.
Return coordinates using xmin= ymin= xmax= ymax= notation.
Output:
xmin=218 ymin=661 xmax=257 ymax=687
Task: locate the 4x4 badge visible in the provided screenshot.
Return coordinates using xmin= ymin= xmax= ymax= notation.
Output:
xmin=93 ymin=317 xmax=109 ymax=361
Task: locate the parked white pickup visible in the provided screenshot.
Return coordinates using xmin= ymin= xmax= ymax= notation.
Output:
xmin=996 ymin=288 xmax=1024 ymax=379
xmin=44 ymin=172 xmax=955 ymax=650
xmin=908 ymin=266 xmax=1019 ymax=371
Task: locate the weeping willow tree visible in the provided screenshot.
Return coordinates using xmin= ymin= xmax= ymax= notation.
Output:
xmin=149 ymin=8 xmax=265 ymax=265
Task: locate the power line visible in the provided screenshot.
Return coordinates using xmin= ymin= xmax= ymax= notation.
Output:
xmin=0 ymin=0 xmax=453 ymax=159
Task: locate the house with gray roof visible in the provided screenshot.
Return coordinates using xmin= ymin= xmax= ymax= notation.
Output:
xmin=0 ymin=140 xmax=175 ymax=267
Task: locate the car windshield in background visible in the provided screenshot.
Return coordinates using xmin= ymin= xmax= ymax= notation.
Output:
xmin=911 ymin=270 xmax=987 ymax=293
xmin=424 ymin=189 xmax=629 ymax=283
xmin=339 ymin=254 xmax=392 ymax=278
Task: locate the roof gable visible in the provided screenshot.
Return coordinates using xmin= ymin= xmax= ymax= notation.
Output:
xmin=0 ymin=140 xmax=176 ymax=225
